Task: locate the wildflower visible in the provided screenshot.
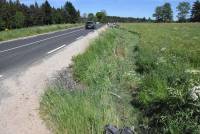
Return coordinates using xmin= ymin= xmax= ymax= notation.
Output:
xmin=189 ymin=86 xmax=200 ymax=101
xmin=157 ymin=57 xmax=166 ymax=64
xmin=160 ymin=47 xmax=166 ymax=52
xmin=185 ymin=69 xmax=200 ymax=74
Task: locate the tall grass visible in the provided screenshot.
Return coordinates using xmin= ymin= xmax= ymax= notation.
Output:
xmin=0 ymin=23 xmax=82 ymax=41
xmin=40 ymin=23 xmax=200 ymax=133
xmin=121 ymin=23 xmax=200 ymax=133
xmin=40 ymin=28 xmax=140 ymax=134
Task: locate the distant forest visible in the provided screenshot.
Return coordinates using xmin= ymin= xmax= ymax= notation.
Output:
xmin=0 ymin=0 xmax=80 ymax=30
xmin=0 ymin=0 xmax=200 ymax=31
xmin=0 ymin=0 xmax=153 ymax=31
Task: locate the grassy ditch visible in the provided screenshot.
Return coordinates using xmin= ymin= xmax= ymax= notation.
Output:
xmin=0 ymin=23 xmax=82 ymax=41
xmin=120 ymin=23 xmax=200 ymax=133
xmin=41 ymin=23 xmax=200 ymax=134
xmin=40 ymin=28 xmax=140 ymax=134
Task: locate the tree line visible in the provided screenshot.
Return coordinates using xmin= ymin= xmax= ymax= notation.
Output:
xmin=153 ymin=0 xmax=200 ymax=22
xmin=81 ymin=11 xmax=107 ymax=23
xmin=0 ymin=0 xmax=80 ymax=31
xmin=0 ymin=0 xmax=200 ymax=31
xmin=84 ymin=11 xmax=153 ymax=23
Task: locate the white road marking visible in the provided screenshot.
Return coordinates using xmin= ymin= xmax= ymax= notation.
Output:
xmin=47 ymin=44 xmax=66 ymax=54
xmin=0 ymin=29 xmax=84 ymax=54
xmin=76 ymin=36 xmax=84 ymax=40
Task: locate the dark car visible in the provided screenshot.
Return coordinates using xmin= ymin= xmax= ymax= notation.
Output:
xmin=85 ymin=21 xmax=96 ymax=29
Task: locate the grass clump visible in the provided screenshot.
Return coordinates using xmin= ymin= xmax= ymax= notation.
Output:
xmin=40 ymin=28 xmax=140 ymax=134
xmin=121 ymin=23 xmax=200 ymax=133
xmin=0 ymin=23 xmax=82 ymax=41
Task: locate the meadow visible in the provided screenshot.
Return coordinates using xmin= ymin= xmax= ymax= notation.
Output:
xmin=121 ymin=23 xmax=200 ymax=133
xmin=0 ymin=23 xmax=82 ymax=41
xmin=40 ymin=23 xmax=200 ymax=134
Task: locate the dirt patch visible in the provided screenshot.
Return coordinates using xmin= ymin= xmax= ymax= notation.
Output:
xmin=0 ymin=26 xmax=107 ymax=134
xmin=50 ymin=66 xmax=85 ymax=91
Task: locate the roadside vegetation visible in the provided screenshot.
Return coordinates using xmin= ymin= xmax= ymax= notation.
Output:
xmin=0 ymin=23 xmax=82 ymax=41
xmin=121 ymin=23 xmax=200 ymax=133
xmin=40 ymin=23 xmax=200 ymax=134
xmin=40 ymin=28 xmax=140 ymax=133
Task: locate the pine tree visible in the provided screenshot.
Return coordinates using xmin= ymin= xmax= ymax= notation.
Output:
xmin=64 ymin=1 xmax=79 ymax=23
xmin=191 ymin=0 xmax=200 ymax=22
xmin=41 ymin=0 xmax=52 ymax=25
xmin=13 ymin=11 xmax=25 ymax=28
xmin=0 ymin=0 xmax=80 ymax=31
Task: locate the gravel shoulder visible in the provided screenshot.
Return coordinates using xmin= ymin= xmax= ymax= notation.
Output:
xmin=0 ymin=26 xmax=107 ymax=134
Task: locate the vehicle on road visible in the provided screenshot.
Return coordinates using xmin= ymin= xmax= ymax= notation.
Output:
xmin=85 ymin=21 xmax=96 ymax=29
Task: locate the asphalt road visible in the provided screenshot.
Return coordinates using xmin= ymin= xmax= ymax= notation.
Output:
xmin=0 ymin=25 xmax=102 ymax=79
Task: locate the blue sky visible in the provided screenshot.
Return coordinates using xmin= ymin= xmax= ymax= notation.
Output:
xmin=20 ymin=0 xmax=196 ymax=19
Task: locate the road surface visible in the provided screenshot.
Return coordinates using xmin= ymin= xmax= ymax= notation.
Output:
xmin=0 ymin=25 xmax=101 ymax=79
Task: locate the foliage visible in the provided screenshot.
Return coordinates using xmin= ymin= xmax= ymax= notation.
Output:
xmin=41 ymin=0 xmax=52 ymax=25
xmin=96 ymin=11 xmax=107 ymax=23
xmin=64 ymin=2 xmax=80 ymax=23
xmin=87 ymin=13 xmax=95 ymax=21
xmin=106 ymin=16 xmax=151 ymax=23
xmin=0 ymin=0 xmax=80 ymax=31
xmin=13 ymin=11 xmax=25 ymax=28
xmin=153 ymin=3 xmax=173 ymax=22
xmin=191 ymin=0 xmax=200 ymax=22
xmin=177 ymin=2 xmax=191 ymax=22
xmin=40 ymin=28 xmax=141 ymax=134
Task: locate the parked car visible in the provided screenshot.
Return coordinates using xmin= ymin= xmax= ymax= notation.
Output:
xmin=85 ymin=21 xmax=96 ymax=29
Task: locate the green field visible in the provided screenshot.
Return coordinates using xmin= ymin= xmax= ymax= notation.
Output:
xmin=0 ymin=23 xmax=82 ymax=41
xmin=40 ymin=23 xmax=200 ymax=134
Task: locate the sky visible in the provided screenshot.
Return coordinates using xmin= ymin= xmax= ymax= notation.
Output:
xmin=20 ymin=0 xmax=196 ymax=19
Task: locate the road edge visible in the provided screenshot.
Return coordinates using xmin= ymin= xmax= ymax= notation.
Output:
xmin=0 ymin=25 xmax=84 ymax=45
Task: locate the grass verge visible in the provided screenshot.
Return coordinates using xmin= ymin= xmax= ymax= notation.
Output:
xmin=40 ymin=23 xmax=200 ymax=134
xmin=121 ymin=23 xmax=200 ymax=133
xmin=0 ymin=23 xmax=82 ymax=42
xmin=40 ymin=28 xmax=141 ymax=134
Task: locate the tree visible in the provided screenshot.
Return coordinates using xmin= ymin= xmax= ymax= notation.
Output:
xmin=41 ymin=0 xmax=52 ymax=25
xmin=153 ymin=3 xmax=173 ymax=22
xmin=64 ymin=1 xmax=79 ymax=23
xmin=52 ymin=8 xmax=64 ymax=24
xmin=191 ymin=0 xmax=200 ymax=22
xmin=88 ymin=13 xmax=95 ymax=21
xmin=177 ymin=2 xmax=191 ymax=22
xmin=96 ymin=11 xmax=106 ymax=23
xmin=13 ymin=11 xmax=25 ymax=28
xmin=162 ymin=3 xmax=173 ymax=22
xmin=0 ymin=0 xmax=80 ymax=31
xmin=0 ymin=17 xmax=5 ymax=30
xmin=153 ymin=6 xmax=164 ymax=22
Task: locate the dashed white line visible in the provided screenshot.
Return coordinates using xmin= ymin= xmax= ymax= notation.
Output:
xmin=76 ymin=36 xmax=84 ymax=40
xmin=47 ymin=44 xmax=66 ymax=54
xmin=0 ymin=29 xmax=84 ymax=54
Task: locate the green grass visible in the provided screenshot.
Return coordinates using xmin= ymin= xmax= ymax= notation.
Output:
xmin=40 ymin=28 xmax=140 ymax=134
xmin=40 ymin=23 xmax=200 ymax=134
xmin=121 ymin=23 xmax=200 ymax=133
xmin=0 ymin=23 xmax=82 ymax=41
